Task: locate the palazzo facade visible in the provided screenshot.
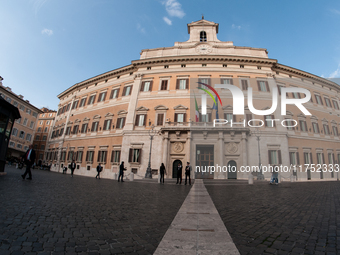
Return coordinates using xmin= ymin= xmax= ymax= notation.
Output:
xmin=46 ymin=19 xmax=340 ymax=181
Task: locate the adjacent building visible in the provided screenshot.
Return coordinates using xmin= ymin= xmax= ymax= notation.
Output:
xmin=46 ymin=18 xmax=340 ymax=181
xmin=0 ymin=81 xmax=43 ymax=160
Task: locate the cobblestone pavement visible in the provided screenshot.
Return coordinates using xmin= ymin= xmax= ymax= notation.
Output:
xmin=0 ymin=166 xmax=191 ymax=255
xmin=204 ymin=180 xmax=340 ymax=255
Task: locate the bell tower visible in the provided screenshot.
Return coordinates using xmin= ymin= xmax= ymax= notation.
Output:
xmin=186 ymin=18 xmax=220 ymax=43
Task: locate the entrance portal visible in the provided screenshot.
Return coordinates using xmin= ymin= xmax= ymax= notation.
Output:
xmin=195 ymin=145 xmax=214 ymax=179
xmin=227 ymin=160 xmax=237 ymax=179
xmin=172 ymin=160 xmax=182 ymax=178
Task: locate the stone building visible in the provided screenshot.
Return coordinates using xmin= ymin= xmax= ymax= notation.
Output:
xmin=0 ymin=81 xmax=42 ymax=159
xmin=46 ymin=18 xmax=340 ymax=181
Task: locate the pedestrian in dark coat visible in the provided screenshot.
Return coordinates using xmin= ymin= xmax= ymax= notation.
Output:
xmin=185 ymin=162 xmax=192 ymax=185
xmin=176 ymin=163 xmax=182 ymax=184
xmin=21 ymin=145 xmax=36 ymax=180
xmin=159 ymin=163 xmax=166 ymax=184
xmin=118 ymin=161 xmax=127 ymax=182
xmin=96 ymin=163 xmax=103 ymax=179
xmin=70 ymin=160 xmax=76 ymax=177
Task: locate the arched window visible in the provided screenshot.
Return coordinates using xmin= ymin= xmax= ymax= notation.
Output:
xmin=200 ymin=31 xmax=207 ymax=42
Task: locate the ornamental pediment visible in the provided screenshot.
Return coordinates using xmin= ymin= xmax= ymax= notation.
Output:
xmin=173 ymin=104 xmax=188 ymax=110
xmin=118 ymin=110 xmax=128 ymax=115
xmin=310 ymin=115 xmax=318 ymax=120
xmin=154 ymin=105 xmax=169 ymax=110
xmin=74 ymin=119 xmax=81 ymax=123
xmin=93 ymin=115 xmax=101 ymax=120
xmin=105 ymin=112 xmax=114 ymax=118
xmin=222 ymin=105 xmax=233 ymax=110
xmin=83 ymin=117 xmax=90 ymax=122
xmin=136 ymin=106 xmax=149 ymax=112
xmin=331 ymin=120 xmax=337 ymax=124
xmin=286 ymin=111 xmax=294 ymax=116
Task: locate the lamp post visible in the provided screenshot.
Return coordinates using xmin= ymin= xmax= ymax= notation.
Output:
xmin=254 ymin=128 xmax=264 ymax=180
xmin=145 ymin=124 xmax=157 ymax=178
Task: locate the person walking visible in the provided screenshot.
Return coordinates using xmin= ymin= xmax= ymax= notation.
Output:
xmin=159 ymin=163 xmax=166 ymax=184
xmin=70 ymin=160 xmax=76 ymax=177
xmin=185 ymin=162 xmax=192 ymax=185
xmin=118 ymin=161 xmax=127 ymax=182
xmin=176 ymin=163 xmax=183 ymax=184
xmin=96 ymin=163 xmax=103 ymax=179
xmin=21 ymin=145 xmax=36 ymax=180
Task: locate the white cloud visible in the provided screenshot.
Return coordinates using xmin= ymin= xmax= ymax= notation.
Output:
xmin=41 ymin=28 xmax=53 ymax=36
xmin=137 ymin=23 xmax=146 ymax=34
xmin=163 ymin=0 xmax=185 ymax=18
xmin=330 ymin=8 xmax=340 ymax=15
xmin=163 ymin=17 xmax=172 ymax=25
xmin=329 ymin=64 xmax=340 ymax=78
xmin=231 ymin=24 xmax=241 ymax=30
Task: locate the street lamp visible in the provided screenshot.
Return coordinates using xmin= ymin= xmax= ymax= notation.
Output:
xmin=254 ymin=128 xmax=264 ymax=180
xmin=145 ymin=123 xmax=157 ymax=178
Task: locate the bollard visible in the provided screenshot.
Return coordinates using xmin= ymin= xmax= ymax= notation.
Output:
xmin=129 ymin=173 xmax=134 ymax=181
xmin=113 ymin=173 xmax=117 ymax=180
xmin=248 ymin=174 xmax=254 ymax=184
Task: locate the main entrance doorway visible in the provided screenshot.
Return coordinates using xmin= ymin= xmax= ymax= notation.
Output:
xmin=172 ymin=160 xmax=182 ymax=178
xmin=227 ymin=160 xmax=237 ymax=179
xmin=195 ymin=145 xmax=214 ymax=179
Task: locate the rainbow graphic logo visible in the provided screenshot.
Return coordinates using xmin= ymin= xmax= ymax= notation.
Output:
xmin=197 ymin=82 xmax=223 ymax=108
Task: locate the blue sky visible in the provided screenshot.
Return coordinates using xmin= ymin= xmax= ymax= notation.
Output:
xmin=1 ymin=0 xmax=340 ymax=110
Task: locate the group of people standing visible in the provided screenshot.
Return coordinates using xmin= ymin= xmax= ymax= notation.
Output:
xmin=159 ymin=161 xmax=192 ymax=185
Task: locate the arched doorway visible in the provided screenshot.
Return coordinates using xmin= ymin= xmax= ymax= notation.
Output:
xmin=227 ymin=160 xmax=237 ymax=179
xmin=172 ymin=160 xmax=182 ymax=178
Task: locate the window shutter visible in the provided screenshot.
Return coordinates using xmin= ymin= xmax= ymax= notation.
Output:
xmin=298 ymin=93 xmax=301 ymax=99
xmin=140 ymin=82 xmax=145 ymax=92
xmin=268 ymin=150 xmax=272 ymax=164
xmin=116 ymin=118 xmax=121 ymax=128
xmin=220 ymin=78 xmax=224 ymax=84
xmin=272 ymin=115 xmax=276 ymax=127
xmin=265 ymin=81 xmax=270 ymax=92
xmin=207 ymin=78 xmax=211 ymax=85
xmin=264 ymin=116 xmax=268 ymax=127
xmin=278 ymin=150 xmax=282 ymax=164
xmin=314 ymin=95 xmax=318 ymax=103
xmin=186 ymin=79 xmax=189 ymax=89
xmin=128 ymin=149 xmax=133 ymax=162
xmin=86 ymin=151 xmax=89 ymax=161
xmin=157 ymin=114 xmax=164 ymax=126
xmin=310 ymin=94 xmax=313 ymax=103
xmin=104 ymin=152 xmax=107 ymax=163
xmin=97 ymin=94 xmax=101 ymax=102
xmin=138 ymin=149 xmax=142 ymax=163
xmin=135 ymin=115 xmax=139 ymax=126
xmin=230 ymin=78 xmax=234 ymax=85
xmin=149 ymin=81 xmax=153 ymax=91
xmin=122 ymin=117 xmax=126 ymax=127
xmin=257 ymin=81 xmax=261 ymax=91
xmin=174 ymin=113 xmax=178 ymax=122
xmin=116 ymin=89 xmax=120 ymax=98
xmin=296 ymin=152 xmax=300 ymax=165
xmin=91 ymin=122 xmax=95 ymax=132
xmin=207 ymin=113 xmax=210 ymax=122
xmin=320 ymin=96 xmax=323 ymax=105
xmin=122 ymin=87 xmax=127 ymax=96
xmin=110 ymin=90 xmax=114 ymax=99
xmin=111 ymin=151 xmax=114 ymax=162
xmin=233 ymin=115 xmax=236 ymax=122
xmin=310 ymin=153 xmax=313 ymax=164
xmin=97 ymin=152 xmax=100 ymax=162
xmin=103 ymin=120 xmax=107 ymax=130
xmin=129 ymin=86 xmax=132 ymax=95
xmin=242 ymin=80 xmax=248 ymax=90
xmin=176 ymin=80 xmax=180 ymax=90
xmin=277 ymin=86 xmax=281 ymax=95
xmin=143 ymin=115 xmax=146 ymax=126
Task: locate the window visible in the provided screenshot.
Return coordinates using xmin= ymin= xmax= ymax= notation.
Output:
xmin=245 ymin=114 xmax=253 ymax=124
xmin=44 ymin=127 xmax=48 ymax=132
xmin=200 ymin=31 xmax=207 ymax=42
xmin=59 ymin=128 xmax=64 ymax=136
xmin=181 ymin=64 xmax=186 ymax=68
xmin=9 ymin=142 xmax=15 ymax=147
xmin=284 ymin=119 xmax=295 ymax=130
xmin=46 ymin=121 xmax=50 ymax=125
xmin=116 ymin=117 xmax=126 ymax=129
xmin=160 ymin=80 xmax=168 ymax=90
xmin=81 ymin=123 xmax=88 ymax=133
xmin=30 ymin=121 xmax=34 ymax=129
xmin=299 ymin=120 xmax=307 ymax=132
xmin=73 ymin=125 xmax=79 ymax=134
xmin=86 ymin=151 xmax=95 ymax=162
xmin=38 ymin=127 xmax=42 ymax=132
xmin=324 ymin=98 xmax=332 ymax=108
xmin=76 ymin=151 xmax=83 ymax=162
xmin=264 ymin=115 xmax=276 ymax=127
xmin=164 ymin=65 xmax=169 ymax=69
xmin=240 ymin=65 xmax=244 ymax=68
xmin=111 ymin=150 xmax=121 ymax=163
xmin=176 ymin=79 xmax=188 ymax=90
xmin=328 ymin=153 xmax=335 ymax=178
xmin=323 ymin=124 xmax=330 ymax=135
xmin=128 ymin=148 xmax=141 ymax=163
xmin=135 ymin=115 xmax=146 ymax=126
xmin=72 ymin=100 xmax=79 ymax=109
xmin=140 ymin=81 xmax=153 ymax=92
xmin=122 ymin=86 xmax=132 ymax=96
xmin=157 ymin=114 xmax=164 ymax=126
xmin=19 ymin=105 xmax=25 ymax=111
xmin=224 ymin=113 xmax=236 ymax=123
xmin=23 ymin=118 xmax=28 ymax=126
xmin=79 ymin=97 xmax=87 ymax=107
xmin=332 ymin=126 xmax=338 ymax=136
xmin=312 ymin=122 xmax=320 ymax=133
xmin=65 ymin=126 xmax=71 ymax=135
xmin=303 ymin=152 xmax=313 ymax=165
xmin=97 ymin=151 xmax=107 ymax=163
xmin=257 ymin=81 xmax=270 ymax=92
xmin=315 ymin=95 xmax=323 ymax=105
xmin=26 ymin=109 xmax=31 ymax=115
xmin=17 ymin=144 xmax=22 ymax=149
xmin=66 ymin=103 xmax=71 ymax=112
xmin=12 ymin=128 xmax=18 ymax=136
xmin=40 ymin=145 xmax=45 ymax=150
xmin=32 ymin=112 xmax=38 ymax=118
xmin=67 ymin=151 xmax=74 ymax=161
xmin=39 ymin=121 xmax=43 ymax=125
xmin=26 ymin=134 xmax=32 ymax=141
xmin=268 ymin=150 xmax=282 ymax=165
xmin=91 ymin=121 xmax=99 ymax=132
xmin=87 ymin=94 xmax=96 ymax=105
xmin=97 ymin=91 xmax=107 ymax=102
xmin=198 ymin=78 xmax=210 ymax=88
xmin=16 ymin=118 xmax=21 ymax=124
xmin=42 ymin=135 xmax=47 ymax=141
xmin=147 ymin=67 xmax=151 ymax=70
xmin=332 ymin=100 xmax=339 ymax=110
xmin=289 ymin=152 xmax=299 ymax=165
xmin=175 ymin=113 xmax=186 ymax=123
xmin=13 ymin=101 xmax=18 ymax=107
xmin=292 ymin=91 xmax=300 ymax=99
xmin=220 ymin=78 xmax=233 ymax=85
xmin=241 ymin=80 xmax=248 ymax=90
xmin=19 ymin=131 xmax=25 ymax=139
xmin=103 ymin=119 xmax=112 ymax=131
xmin=110 ymin=88 xmax=120 ymax=99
